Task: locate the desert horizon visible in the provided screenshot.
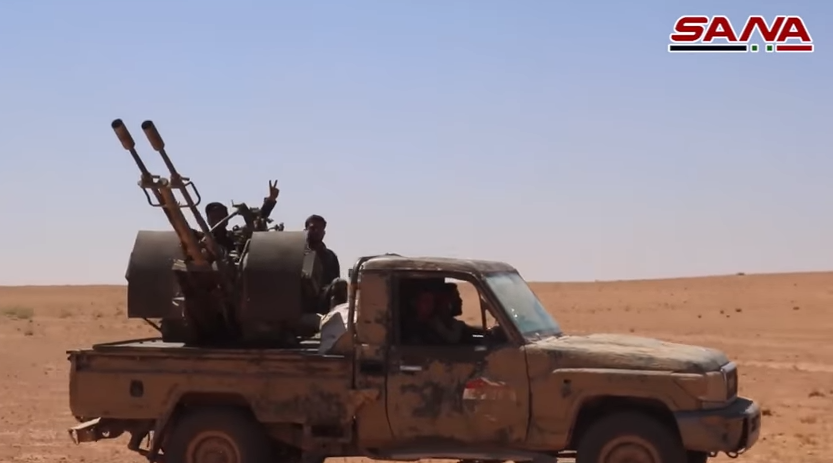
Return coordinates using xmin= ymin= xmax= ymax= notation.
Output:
xmin=4 ymin=268 xmax=832 ymax=289
xmin=1 ymin=270 xmax=832 ymax=462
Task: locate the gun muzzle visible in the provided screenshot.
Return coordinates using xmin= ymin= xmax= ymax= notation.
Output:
xmin=111 ymin=119 xmax=136 ymax=150
xmin=141 ymin=120 xmax=165 ymax=151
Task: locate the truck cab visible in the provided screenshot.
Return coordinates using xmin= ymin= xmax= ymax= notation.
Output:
xmin=348 ymin=256 xmax=542 ymax=452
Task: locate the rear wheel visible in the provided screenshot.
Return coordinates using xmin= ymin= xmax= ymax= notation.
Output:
xmin=165 ymin=407 xmax=272 ymax=463
xmin=576 ymin=412 xmax=686 ymax=463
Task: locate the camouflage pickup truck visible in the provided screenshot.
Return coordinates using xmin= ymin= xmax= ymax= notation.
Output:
xmin=68 ymin=255 xmax=761 ymax=463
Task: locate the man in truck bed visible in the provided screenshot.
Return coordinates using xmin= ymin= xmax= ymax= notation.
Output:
xmin=305 ymin=213 xmax=340 ymax=284
xmin=201 ymin=180 xmax=281 ymax=253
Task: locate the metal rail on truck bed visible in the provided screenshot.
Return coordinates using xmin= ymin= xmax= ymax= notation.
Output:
xmin=80 ymin=337 xmax=332 ymax=355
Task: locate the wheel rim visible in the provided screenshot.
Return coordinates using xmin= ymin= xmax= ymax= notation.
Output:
xmin=598 ymin=434 xmax=661 ymax=463
xmin=186 ymin=430 xmax=242 ymax=463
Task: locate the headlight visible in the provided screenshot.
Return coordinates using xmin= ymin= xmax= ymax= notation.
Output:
xmin=675 ymin=362 xmax=737 ymax=409
xmin=723 ymin=362 xmax=738 ymax=399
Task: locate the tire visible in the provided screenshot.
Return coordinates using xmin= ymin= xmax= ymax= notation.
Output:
xmin=576 ymin=412 xmax=686 ymax=463
xmin=165 ymin=407 xmax=273 ymax=463
xmin=687 ymin=451 xmax=709 ymax=463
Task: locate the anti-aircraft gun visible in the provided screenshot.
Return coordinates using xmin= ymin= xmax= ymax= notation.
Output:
xmin=113 ymin=119 xmax=323 ymax=347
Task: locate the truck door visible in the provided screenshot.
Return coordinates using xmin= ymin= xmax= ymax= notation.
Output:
xmin=385 ymin=276 xmax=530 ymax=445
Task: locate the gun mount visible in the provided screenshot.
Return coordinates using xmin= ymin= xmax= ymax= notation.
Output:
xmin=114 ymin=119 xmax=321 ymax=347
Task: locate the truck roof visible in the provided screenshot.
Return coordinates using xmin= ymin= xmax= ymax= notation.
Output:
xmin=362 ymin=255 xmax=517 ymax=275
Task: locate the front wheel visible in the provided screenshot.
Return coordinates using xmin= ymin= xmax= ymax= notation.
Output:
xmin=165 ymin=407 xmax=273 ymax=463
xmin=576 ymin=412 xmax=686 ymax=463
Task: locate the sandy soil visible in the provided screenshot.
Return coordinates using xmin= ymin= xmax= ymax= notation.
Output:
xmin=1 ymin=271 xmax=832 ymax=462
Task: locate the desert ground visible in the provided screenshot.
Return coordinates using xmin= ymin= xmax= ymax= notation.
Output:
xmin=1 ymin=271 xmax=832 ymax=462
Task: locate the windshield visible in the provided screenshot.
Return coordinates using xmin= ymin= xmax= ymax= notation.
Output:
xmin=484 ymin=272 xmax=562 ymax=342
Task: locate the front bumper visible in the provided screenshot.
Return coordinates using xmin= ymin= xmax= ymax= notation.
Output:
xmin=674 ymin=396 xmax=761 ymax=454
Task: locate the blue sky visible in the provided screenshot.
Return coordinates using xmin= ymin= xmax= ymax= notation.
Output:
xmin=0 ymin=0 xmax=830 ymax=285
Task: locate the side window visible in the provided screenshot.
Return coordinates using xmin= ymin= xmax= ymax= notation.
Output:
xmin=395 ymin=274 xmax=508 ymax=348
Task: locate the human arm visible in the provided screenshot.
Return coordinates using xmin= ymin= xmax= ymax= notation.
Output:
xmin=260 ymin=198 xmax=276 ymax=220
xmin=260 ymin=180 xmax=279 ymax=220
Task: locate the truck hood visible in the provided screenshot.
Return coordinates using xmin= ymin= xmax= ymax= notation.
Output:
xmin=532 ymin=333 xmax=729 ymax=374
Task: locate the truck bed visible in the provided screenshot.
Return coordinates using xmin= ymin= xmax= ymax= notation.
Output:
xmin=68 ymin=337 xmax=354 ymax=425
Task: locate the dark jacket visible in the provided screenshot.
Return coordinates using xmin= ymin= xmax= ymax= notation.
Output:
xmin=212 ymin=228 xmax=236 ymax=253
xmin=400 ymin=314 xmax=456 ymax=346
xmin=189 ymin=227 xmax=236 ymax=255
xmin=313 ymin=244 xmax=341 ymax=286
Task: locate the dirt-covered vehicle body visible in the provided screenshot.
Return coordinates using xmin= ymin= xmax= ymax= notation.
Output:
xmin=69 ymin=254 xmax=761 ymax=463
xmin=67 ymin=120 xmax=761 ymax=463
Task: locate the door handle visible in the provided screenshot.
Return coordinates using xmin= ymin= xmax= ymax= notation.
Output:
xmin=399 ymin=364 xmax=423 ymax=373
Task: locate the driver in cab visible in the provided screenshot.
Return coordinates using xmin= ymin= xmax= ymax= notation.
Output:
xmin=401 ymin=284 xmax=502 ymax=346
xmin=400 ymin=289 xmax=458 ymax=346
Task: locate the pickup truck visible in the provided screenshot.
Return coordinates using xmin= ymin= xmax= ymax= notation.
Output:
xmin=67 ymin=255 xmax=761 ymax=463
